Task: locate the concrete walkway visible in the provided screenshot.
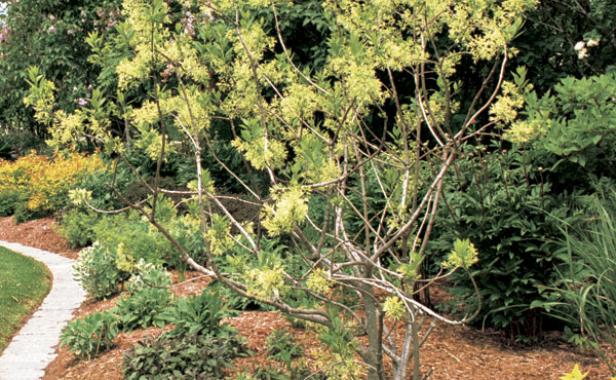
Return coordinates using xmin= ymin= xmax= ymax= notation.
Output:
xmin=0 ymin=241 xmax=85 ymax=380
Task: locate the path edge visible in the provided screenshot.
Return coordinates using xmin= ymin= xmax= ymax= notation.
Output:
xmin=0 ymin=240 xmax=85 ymax=380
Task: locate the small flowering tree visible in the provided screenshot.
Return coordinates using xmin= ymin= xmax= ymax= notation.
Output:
xmin=0 ymin=0 xmax=120 ymax=140
xmin=26 ymin=0 xmax=537 ymax=378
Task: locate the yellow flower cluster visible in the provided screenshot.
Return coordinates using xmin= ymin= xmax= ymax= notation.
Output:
xmin=0 ymin=152 xmax=105 ymax=213
xmin=204 ymin=214 xmax=235 ymax=256
xmin=442 ymin=238 xmax=480 ymax=270
xmin=261 ymin=186 xmax=309 ymax=236
xmin=383 ymin=296 xmax=406 ymax=321
xmin=490 ymin=81 xmax=525 ymax=125
xmin=246 ymin=265 xmax=286 ymax=301
xmin=306 ymin=268 xmax=332 ymax=294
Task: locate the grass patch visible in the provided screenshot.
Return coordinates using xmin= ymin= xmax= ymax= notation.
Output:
xmin=0 ymin=246 xmax=52 ymax=353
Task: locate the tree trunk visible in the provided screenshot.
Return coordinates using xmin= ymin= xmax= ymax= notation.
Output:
xmin=363 ymin=286 xmax=385 ymax=380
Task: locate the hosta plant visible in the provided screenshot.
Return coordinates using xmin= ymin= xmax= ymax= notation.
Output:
xmin=115 ymin=261 xmax=173 ymax=331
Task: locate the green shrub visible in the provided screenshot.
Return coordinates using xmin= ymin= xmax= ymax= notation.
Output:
xmin=513 ymin=0 xmax=615 ymax=92
xmin=506 ymin=72 xmax=616 ymax=187
xmin=0 ymin=0 xmax=121 ymax=138
xmin=159 ymin=288 xmax=231 ymax=337
xmin=123 ymin=330 xmax=247 ymax=380
xmin=0 ymin=189 xmax=19 ymax=216
xmin=60 ymin=311 xmax=118 ymax=359
xmin=431 ymin=146 xmax=579 ymax=336
xmin=115 ymin=262 xmax=173 ymax=331
xmin=93 ymin=212 xmax=175 ymax=267
xmin=59 ymin=209 xmax=100 ymax=248
xmin=167 ymin=215 xmax=208 ymax=268
xmin=74 ymin=242 xmax=124 ymax=300
xmin=12 ymin=201 xmax=46 ymax=223
xmin=0 ymin=129 xmax=42 ymax=160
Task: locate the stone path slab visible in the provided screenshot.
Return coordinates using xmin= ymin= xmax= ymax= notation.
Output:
xmin=0 ymin=241 xmax=85 ymax=380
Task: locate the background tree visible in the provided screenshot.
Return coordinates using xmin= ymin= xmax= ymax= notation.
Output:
xmin=0 ymin=0 xmax=120 ymax=157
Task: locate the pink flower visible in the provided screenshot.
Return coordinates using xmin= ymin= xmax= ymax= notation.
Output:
xmin=0 ymin=26 xmax=9 ymax=43
xmin=183 ymin=11 xmax=195 ymax=37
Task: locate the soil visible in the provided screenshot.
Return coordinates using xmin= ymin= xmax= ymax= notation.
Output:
xmin=1 ymin=217 xmax=612 ymax=380
xmin=0 ymin=216 xmax=79 ymax=259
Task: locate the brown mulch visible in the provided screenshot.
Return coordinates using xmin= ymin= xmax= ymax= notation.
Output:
xmin=227 ymin=312 xmax=611 ymax=380
xmin=0 ymin=216 xmax=79 ymax=259
xmin=226 ymin=311 xmax=322 ymax=376
xmin=44 ymin=309 xmax=612 ymax=380
xmin=44 ymin=327 xmax=168 ymax=380
xmin=0 ymin=217 xmax=612 ymax=379
xmin=417 ymin=324 xmax=609 ymax=379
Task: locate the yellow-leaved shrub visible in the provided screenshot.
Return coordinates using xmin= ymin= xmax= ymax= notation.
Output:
xmin=0 ymin=152 xmax=105 ymax=218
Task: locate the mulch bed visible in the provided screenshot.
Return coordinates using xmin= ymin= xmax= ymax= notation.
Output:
xmin=0 ymin=216 xmax=79 ymax=259
xmin=1 ymin=216 xmax=612 ymax=379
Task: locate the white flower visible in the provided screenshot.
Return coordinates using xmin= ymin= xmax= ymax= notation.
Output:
xmin=587 ymin=38 xmax=600 ymax=48
xmin=577 ymin=47 xmax=589 ymax=60
xmin=574 ymin=41 xmax=585 ymax=51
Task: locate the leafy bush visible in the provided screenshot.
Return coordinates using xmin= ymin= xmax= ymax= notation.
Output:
xmin=12 ymin=201 xmax=46 ymax=224
xmin=123 ymin=330 xmax=247 ymax=380
xmin=74 ymin=242 xmax=124 ymax=300
xmin=506 ymin=72 xmax=616 ymax=186
xmin=115 ymin=262 xmax=173 ymax=331
xmin=431 ymin=146 xmax=578 ymax=336
xmin=59 ymin=209 xmax=101 ymax=248
xmin=159 ymin=288 xmax=231 ymax=337
xmin=92 ymin=210 xmax=176 ymax=268
xmin=513 ymin=0 xmax=616 ymax=92
xmin=0 ymin=128 xmax=42 ymax=160
xmin=0 ymin=152 xmax=106 ymax=220
xmin=60 ymin=311 xmax=118 ymax=359
xmin=0 ymin=188 xmax=19 ymax=216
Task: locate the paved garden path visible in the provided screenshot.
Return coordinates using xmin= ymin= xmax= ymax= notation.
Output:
xmin=0 ymin=241 xmax=85 ymax=380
